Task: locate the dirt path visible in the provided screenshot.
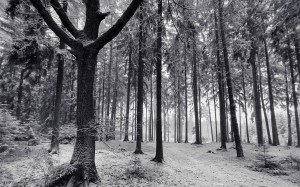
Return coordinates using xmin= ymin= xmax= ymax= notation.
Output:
xmin=153 ymin=142 xmax=299 ymax=187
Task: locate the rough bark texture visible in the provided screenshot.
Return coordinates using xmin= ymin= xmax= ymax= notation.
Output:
xmin=152 ymin=0 xmax=163 ymax=162
xmin=264 ymin=38 xmax=279 ymax=146
xmin=218 ymin=0 xmax=243 ymax=157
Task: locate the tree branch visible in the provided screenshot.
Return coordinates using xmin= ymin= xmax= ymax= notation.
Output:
xmin=88 ymin=0 xmax=142 ymax=51
xmin=50 ymin=0 xmax=80 ymax=38
xmin=29 ymin=0 xmax=81 ymax=50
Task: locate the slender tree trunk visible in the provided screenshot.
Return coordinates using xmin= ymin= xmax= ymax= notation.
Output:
xmin=105 ymin=41 xmax=113 ymax=141
xmin=264 ymin=38 xmax=279 ymax=145
xmin=134 ymin=5 xmax=144 ymax=154
xmin=110 ymin=58 xmax=118 ymax=140
xmin=145 ymin=93 xmax=148 ymax=141
xmin=213 ymin=80 xmax=218 ymax=142
xmin=218 ymin=0 xmax=243 ymax=156
xmin=120 ymin=99 xmax=123 ymax=140
xmin=239 ymin=96 xmax=242 ymax=141
xmin=184 ymin=46 xmax=188 ymax=143
xmin=101 ymin=60 xmax=106 ymax=141
xmin=207 ymin=92 xmax=214 ymax=142
xmin=284 ymin=62 xmax=292 ymax=146
xmin=242 ymin=59 xmax=250 ymax=143
xmin=152 ymin=0 xmax=163 ymax=162
xmin=174 ymin=107 xmax=177 ymax=143
xmin=16 ymin=69 xmax=25 ymax=120
xmin=149 ymin=68 xmax=153 ymax=141
xmin=177 ymin=77 xmax=181 ymax=143
xmin=214 ymin=7 xmax=226 ymax=148
xmin=288 ymin=39 xmax=300 ymax=147
xmin=258 ymin=57 xmax=272 ymax=145
xmin=124 ymin=42 xmax=132 ymax=142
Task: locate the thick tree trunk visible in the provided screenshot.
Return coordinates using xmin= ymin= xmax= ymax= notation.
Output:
xmin=284 ymin=62 xmax=292 ymax=146
xmin=124 ymin=42 xmax=132 ymax=142
xmin=288 ymin=39 xmax=300 ymax=147
xmin=218 ymin=0 xmax=243 ymax=156
xmin=152 ymin=0 xmax=163 ymax=162
xmin=70 ymin=51 xmax=99 ymax=184
xmin=214 ymin=7 xmax=226 ymax=148
xmin=263 ymin=39 xmax=279 ymax=145
xmin=258 ymin=58 xmax=272 ymax=145
xmin=134 ymin=5 xmax=144 ymax=154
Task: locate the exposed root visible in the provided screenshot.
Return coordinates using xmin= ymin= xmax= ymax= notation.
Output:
xmin=45 ymin=163 xmax=100 ymax=187
xmin=133 ymin=150 xmax=143 ymax=154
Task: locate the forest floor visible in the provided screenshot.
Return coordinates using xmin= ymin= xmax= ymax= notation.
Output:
xmin=1 ymin=108 xmax=300 ymax=186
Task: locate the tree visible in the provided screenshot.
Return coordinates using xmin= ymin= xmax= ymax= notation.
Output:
xmin=152 ymin=0 xmax=163 ymax=163
xmin=134 ymin=3 xmax=145 ymax=154
xmin=218 ymin=0 xmax=243 ymax=157
xmin=49 ymin=0 xmax=67 ymax=154
xmin=29 ymin=0 xmax=142 ymax=184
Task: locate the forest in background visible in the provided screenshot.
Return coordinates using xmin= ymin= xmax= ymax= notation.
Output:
xmin=0 ymin=0 xmax=300 ymax=186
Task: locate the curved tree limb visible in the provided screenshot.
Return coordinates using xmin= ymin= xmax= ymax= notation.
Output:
xmin=50 ymin=0 xmax=81 ymax=38
xmin=89 ymin=0 xmax=143 ymax=51
xmin=29 ymin=0 xmax=81 ymax=50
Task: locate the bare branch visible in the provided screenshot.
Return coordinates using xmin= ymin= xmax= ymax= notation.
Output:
xmin=89 ymin=0 xmax=142 ymax=51
xmin=30 ymin=0 xmax=81 ymax=50
xmin=50 ymin=0 xmax=80 ymax=38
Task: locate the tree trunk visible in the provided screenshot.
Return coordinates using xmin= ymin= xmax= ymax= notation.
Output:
xmin=263 ymin=38 xmax=279 ymax=145
xmin=174 ymin=107 xmax=177 ymax=143
xmin=177 ymin=77 xmax=181 ymax=143
xmin=152 ymin=0 xmax=163 ymax=162
xmin=16 ymin=69 xmax=25 ymax=120
xmin=70 ymin=51 xmax=99 ymax=184
xmin=207 ymin=92 xmax=214 ymax=142
xmin=149 ymin=67 xmax=153 ymax=141
xmin=124 ymin=41 xmax=132 ymax=142
xmin=213 ymin=80 xmax=218 ymax=142
xmin=218 ymin=0 xmax=243 ymax=156
xmin=119 ymin=99 xmax=123 ymax=140
xmin=192 ymin=28 xmax=201 ymax=144
xmin=105 ymin=41 xmax=113 ymax=141
xmin=258 ymin=57 xmax=272 ymax=145
xmin=242 ymin=59 xmax=250 ymax=143
xmin=288 ymin=39 xmax=300 ymax=147
xmin=284 ymin=62 xmax=292 ymax=146
xmin=134 ymin=5 xmax=144 ymax=154
xmin=184 ymin=44 xmax=188 ymax=143
xmin=49 ymin=27 xmax=66 ymax=153
xmin=214 ymin=7 xmax=226 ymax=148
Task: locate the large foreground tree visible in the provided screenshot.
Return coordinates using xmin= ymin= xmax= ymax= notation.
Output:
xmin=29 ymin=0 xmax=142 ymax=185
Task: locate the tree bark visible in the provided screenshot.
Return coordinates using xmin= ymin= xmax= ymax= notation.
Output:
xmin=207 ymin=92 xmax=214 ymax=142
xmin=134 ymin=4 xmax=144 ymax=154
xmin=258 ymin=57 xmax=272 ymax=145
xmin=218 ymin=0 xmax=243 ymax=156
xmin=263 ymin=38 xmax=279 ymax=145
xmin=152 ymin=0 xmax=163 ymax=162
xmin=16 ymin=69 xmax=25 ymax=120
xmin=214 ymin=6 xmax=226 ymax=148
xmin=241 ymin=59 xmax=250 ymax=143
xmin=124 ymin=42 xmax=132 ymax=142
xmin=105 ymin=40 xmax=113 ymax=141
xmin=284 ymin=62 xmax=292 ymax=146
xmin=288 ymin=39 xmax=300 ymax=147
xmin=192 ymin=28 xmax=201 ymax=144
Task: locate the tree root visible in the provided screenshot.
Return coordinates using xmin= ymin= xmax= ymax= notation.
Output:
xmin=151 ymin=156 xmax=163 ymax=163
xmin=45 ymin=163 xmax=100 ymax=187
